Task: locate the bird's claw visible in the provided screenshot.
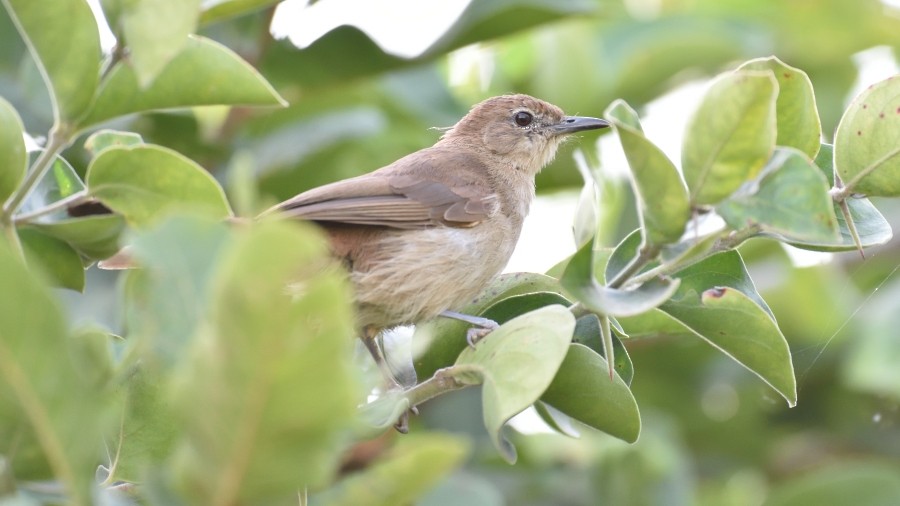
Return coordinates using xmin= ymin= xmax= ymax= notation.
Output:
xmin=466 ymin=319 xmax=500 ymax=348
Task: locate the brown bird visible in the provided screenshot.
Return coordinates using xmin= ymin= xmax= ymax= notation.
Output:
xmin=264 ymin=94 xmax=608 ymax=394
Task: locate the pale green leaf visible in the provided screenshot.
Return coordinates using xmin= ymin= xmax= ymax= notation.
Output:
xmin=717 ymin=147 xmax=839 ymax=243
xmin=86 ymin=144 xmax=232 ymax=227
xmin=605 ymin=99 xmax=690 ymax=245
xmin=739 ymin=56 xmax=822 ymax=158
xmin=80 ymin=35 xmax=286 ymax=128
xmin=118 ymin=0 xmax=202 ymax=87
xmin=84 ymin=129 xmax=144 ymax=157
xmin=683 ymin=70 xmax=777 ymax=205
xmin=0 ymin=96 xmax=26 ymax=202
xmin=454 ymin=305 xmax=574 ymax=463
xmin=27 ymin=214 xmax=125 ymax=261
xmin=2 ymin=0 xmax=100 ymax=123
xmin=834 ymin=73 xmax=900 ymax=196
xmin=171 ymin=220 xmax=362 ymax=502
xmin=199 ymin=0 xmax=282 ymax=25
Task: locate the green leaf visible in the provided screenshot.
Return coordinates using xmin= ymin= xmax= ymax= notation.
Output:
xmin=86 ymin=144 xmax=232 ymax=227
xmin=108 ymin=365 xmax=180 ymax=483
xmin=17 ymin=227 xmax=85 ymax=291
xmin=2 ymin=0 xmax=100 ymax=123
xmin=314 ymin=434 xmax=469 ymax=506
xmin=792 ymin=144 xmax=892 ymax=251
xmin=834 ymin=73 xmax=900 ymax=196
xmin=0 ymin=96 xmax=26 ymax=202
xmin=199 ymin=0 xmax=282 ymax=25
xmin=17 ymin=155 xmax=85 ymax=220
xmin=79 ymin=36 xmax=286 ymax=129
xmin=766 ymin=463 xmax=900 ymax=506
xmin=0 ymin=241 xmax=103 ymax=504
xmin=561 ymin=241 xmax=680 ymax=317
xmin=616 ymin=308 xmax=696 ymax=340
xmin=605 ymin=99 xmax=690 ymax=245
xmin=717 ymin=147 xmax=839 ymax=243
xmin=682 ymin=70 xmax=777 ymax=206
xmin=572 ymin=314 xmax=634 ymax=385
xmin=413 ymin=272 xmax=564 ymax=379
xmin=117 ymin=0 xmax=202 ymax=87
xmin=170 ymin=220 xmax=362 ymax=502
xmin=124 ymin=217 xmax=231 ymax=366
xmin=84 ymin=129 xmax=144 ymax=157
xmin=659 ymin=252 xmax=797 ymax=406
xmin=739 ymin=56 xmax=822 ymax=159
xmin=541 ymin=344 xmax=641 ymax=443
xmin=27 ymin=214 xmax=125 ymax=261
xmin=454 ymin=305 xmax=574 ymax=463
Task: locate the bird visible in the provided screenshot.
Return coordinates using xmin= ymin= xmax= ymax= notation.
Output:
xmin=264 ymin=94 xmax=608 ymax=399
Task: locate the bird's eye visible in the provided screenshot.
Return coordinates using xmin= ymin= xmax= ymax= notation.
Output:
xmin=514 ymin=111 xmax=533 ymax=127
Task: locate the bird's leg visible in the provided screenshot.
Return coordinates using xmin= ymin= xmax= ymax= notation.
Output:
xmin=439 ymin=310 xmax=500 ymax=348
xmin=362 ymin=326 xmax=414 ymax=433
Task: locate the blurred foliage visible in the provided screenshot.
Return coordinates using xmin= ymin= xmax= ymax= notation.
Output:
xmin=2 ymin=0 xmax=900 ymax=505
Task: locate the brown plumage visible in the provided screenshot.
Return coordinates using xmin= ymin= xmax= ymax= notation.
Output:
xmin=265 ymin=94 xmax=607 ymax=398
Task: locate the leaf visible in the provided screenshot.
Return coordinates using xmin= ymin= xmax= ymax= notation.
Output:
xmin=79 ymin=36 xmax=286 ymax=129
xmin=572 ymin=314 xmax=634 ymax=385
xmin=659 ymin=252 xmax=797 ymax=406
xmin=561 ymin=241 xmax=680 ymax=317
xmin=0 ymin=96 xmax=26 ymax=202
xmin=739 ymin=56 xmax=822 ymax=159
xmin=413 ymin=272 xmax=564 ymax=379
xmin=682 ymin=70 xmax=777 ymax=206
xmin=170 ymin=220 xmax=362 ymax=502
xmin=834 ymin=74 xmax=900 ymax=196
xmin=260 ymin=0 xmax=595 ymax=89
xmin=791 ymin=144 xmax=892 ymax=251
xmin=124 ymin=216 xmax=231 ymax=366
xmin=0 ymin=241 xmax=103 ymax=504
xmin=84 ymin=129 xmax=144 ymax=157
xmin=540 ymin=344 xmax=641 ymax=443
xmin=199 ymin=0 xmax=282 ymax=25
xmin=605 ymin=99 xmax=690 ymax=245
xmin=117 ymin=0 xmax=202 ymax=87
xmin=717 ymin=147 xmax=839 ymax=243
xmin=86 ymin=144 xmax=232 ymax=227
xmin=17 ymin=155 xmax=85 ymax=221
xmin=314 ymin=434 xmax=469 ymax=506
xmin=26 ymin=214 xmax=125 ymax=261
xmin=17 ymin=227 xmax=85 ymax=291
xmin=454 ymin=305 xmax=574 ymax=463
xmin=2 ymin=0 xmax=100 ymax=122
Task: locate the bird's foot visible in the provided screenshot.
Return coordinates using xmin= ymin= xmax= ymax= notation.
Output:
xmin=465 ymin=321 xmax=499 ymax=348
xmin=392 ymin=405 xmax=419 ymax=434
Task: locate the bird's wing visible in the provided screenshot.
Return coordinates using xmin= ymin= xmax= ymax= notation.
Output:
xmin=270 ymin=152 xmax=498 ymax=229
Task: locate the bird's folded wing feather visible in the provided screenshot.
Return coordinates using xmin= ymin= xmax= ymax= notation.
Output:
xmin=270 ymin=154 xmax=498 ymax=230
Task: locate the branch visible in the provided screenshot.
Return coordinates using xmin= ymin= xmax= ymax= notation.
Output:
xmin=2 ymin=125 xmax=73 ymax=219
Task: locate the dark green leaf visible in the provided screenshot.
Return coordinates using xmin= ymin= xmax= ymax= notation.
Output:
xmin=86 ymin=144 xmax=232 ymax=226
xmin=682 ymin=70 xmax=777 ymax=205
xmin=717 ymin=147 xmax=839 ymax=243
xmin=605 ymin=229 xmax=651 ymax=283
xmin=793 ymin=144 xmax=892 ymax=251
xmin=454 ymin=305 xmax=574 ymax=463
xmin=541 ymin=344 xmax=641 ymax=443
xmin=27 ymin=214 xmax=125 ymax=261
xmin=605 ymin=99 xmax=690 ymax=245
xmin=660 ymin=252 xmax=796 ymax=406
xmin=533 ymin=401 xmax=580 ymax=438
xmin=0 ymin=241 xmax=103 ymax=503
xmin=562 ymin=241 xmax=679 ymax=317
xmin=17 ymin=154 xmax=84 ymax=221
xmin=413 ymin=272 xmax=563 ymax=379
xmin=313 ymin=434 xmax=469 ymax=506
xmin=0 ymin=96 xmax=26 ymax=202
xmin=3 ymin=0 xmax=100 ymax=122
xmin=739 ymin=56 xmax=822 ymax=158
xmin=834 ymin=74 xmax=900 ymax=196
xmin=170 ymin=220 xmax=362 ymax=501
xmin=17 ymin=227 xmax=85 ymax=291
xmin=80 ymin=36 xmax=286 ymax=129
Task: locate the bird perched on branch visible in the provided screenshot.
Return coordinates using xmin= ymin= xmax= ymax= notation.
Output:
xmin=265 ymin=94 xmax=608 ymax=404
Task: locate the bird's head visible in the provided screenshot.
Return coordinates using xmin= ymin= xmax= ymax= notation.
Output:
xmin=442 ymin=94 xmax=609 ymax=175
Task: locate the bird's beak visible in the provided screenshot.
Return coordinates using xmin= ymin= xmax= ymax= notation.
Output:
xmin=552 ymin=116 xmax=610 ymax=135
